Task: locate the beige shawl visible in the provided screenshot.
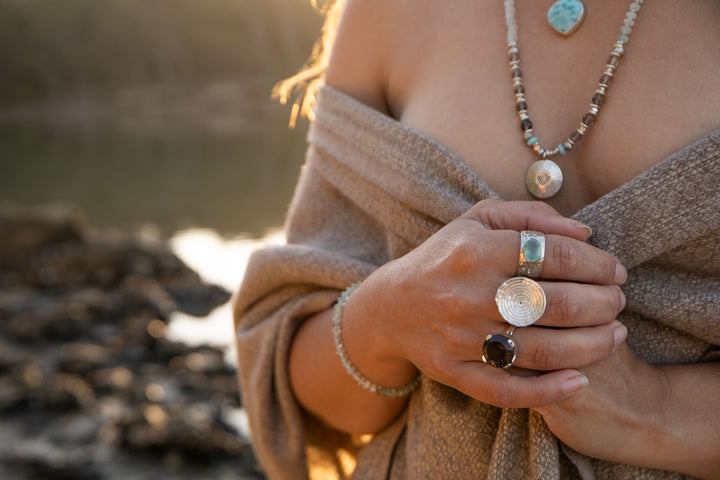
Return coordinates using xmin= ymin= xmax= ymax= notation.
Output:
xmin=234 ymin=84 xmax=720 ymax=480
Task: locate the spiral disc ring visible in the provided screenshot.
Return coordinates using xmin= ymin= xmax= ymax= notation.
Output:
xmin=495 ymin=277 xmax=547 ymax=327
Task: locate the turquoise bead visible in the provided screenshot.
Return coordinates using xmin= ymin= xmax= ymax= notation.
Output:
xmin=557 ymin=143 xmax=566 ymax=155
xmin=522 ymin=238 xmax=542 ymax=262
xmin=548 ymin=0 xmax=585 ymax=35
xmin=526 ymin=136 xmax=539 ymax=146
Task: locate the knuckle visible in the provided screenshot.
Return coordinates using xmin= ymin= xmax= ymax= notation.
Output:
xmin=444 ymin=235 xmax=482 ymax=275
xmin=551 ymin=240 xmax=579 ymax=272
xmin=442 ymin=324 xmax=472 ymax=353
xmin=530 ymin=336 xmax=566 ymax=370
xmin=424 ymin=351 xmax=453 ymax=382
xmin=549 ymin=290 xmax=578 ymax=326
xmin=526 ymin=201 xmax=556 ymax=218
xmin=441 ymin=291 xmax=478 ymax=321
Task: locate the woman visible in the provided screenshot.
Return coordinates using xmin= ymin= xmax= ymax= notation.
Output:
xmin=234 ymin=0 xmax=720 ymax=478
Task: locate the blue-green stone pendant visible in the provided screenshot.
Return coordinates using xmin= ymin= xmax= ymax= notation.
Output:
xmin=548 ymin=0 xmax=585 ymax=36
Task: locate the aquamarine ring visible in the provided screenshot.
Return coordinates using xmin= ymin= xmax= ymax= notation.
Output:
xmin=517 ymin=231 xmax=545 ymax=278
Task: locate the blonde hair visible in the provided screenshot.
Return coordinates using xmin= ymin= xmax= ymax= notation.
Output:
xmin=272 ymin=0 xmax=344 ymax=128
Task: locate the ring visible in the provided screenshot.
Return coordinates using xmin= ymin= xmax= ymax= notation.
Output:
xmin=495 ymin=277 xmax=547 ymax=327
xmin=482 ymin=327 xmax=518 ymax=369
xmin=517 ymin=230 xmax=545 ymax=278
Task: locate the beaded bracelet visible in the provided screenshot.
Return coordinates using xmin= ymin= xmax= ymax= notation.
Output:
xmin=331 ymin=282 xmax=422 ymax=398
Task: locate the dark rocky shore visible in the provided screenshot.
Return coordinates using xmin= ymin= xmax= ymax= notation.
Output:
xmin=0 ymin=204 xmax=265 ymax=479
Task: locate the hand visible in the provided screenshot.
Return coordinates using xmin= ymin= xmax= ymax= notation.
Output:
xmin=532 ymin=343 xmax=660 ymax=462
xmin=342 ymin=199 xmax=628 ymax=409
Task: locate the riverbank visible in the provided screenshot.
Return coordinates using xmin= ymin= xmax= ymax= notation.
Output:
xmin=0 ymin=203 xmax=265 ymax=479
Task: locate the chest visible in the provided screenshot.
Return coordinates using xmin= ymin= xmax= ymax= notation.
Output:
xmin=387 ymin=1 xmax=720 ymax=215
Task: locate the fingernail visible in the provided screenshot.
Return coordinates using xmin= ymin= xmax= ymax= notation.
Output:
xmin=563 ymin=374 xmax=589 ymax=396
xmin=614 ymin=263 xmax=628 ymax=285
xmin=613 ymin=322 xmax=628 ymax=346
xmin=572 ymin=221 xmax=593 ymax=237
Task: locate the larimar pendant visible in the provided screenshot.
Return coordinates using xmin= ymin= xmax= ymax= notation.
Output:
xmin=547 ymin=0 xmax=585 ymax=36
xmin=526 ymin=160 xmax=563 ymax=198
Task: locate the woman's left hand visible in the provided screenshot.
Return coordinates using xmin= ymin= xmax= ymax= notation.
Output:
xmin=533 ymin=342 xmax=720 ymax=479
xmin=533 ymin=342 xmax=665 ymax=467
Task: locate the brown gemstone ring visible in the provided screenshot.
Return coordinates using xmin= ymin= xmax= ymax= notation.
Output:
xmin=482 ymin=327 xmax=518 ymax=369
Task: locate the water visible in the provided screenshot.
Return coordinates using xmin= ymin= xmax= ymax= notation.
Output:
xmin=166 ymin=228 xmax=286 ymax=361
xmin=0 ymin=91 xmax=308 ymax=239
xmin=0 ymin=83 xmax=309 ymax=363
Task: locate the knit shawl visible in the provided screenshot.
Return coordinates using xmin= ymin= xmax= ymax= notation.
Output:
xmin=234 ymin=84 xmax=720 ymax=480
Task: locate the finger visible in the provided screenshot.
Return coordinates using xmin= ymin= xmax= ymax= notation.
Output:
xmin=474 ymin=227 xmax=626 ymax=284
xmin=466 ymin=199 xmax=592 ymax=241
xmin=448 ymin=363 xmax=589 ymax=408
xmin=536 ymin=282 xmax=626 ymax=327
xmin=540 ymin=234 xmax=627 ymax=285
xmin=509 ymin=321 xmax=627 ymax=371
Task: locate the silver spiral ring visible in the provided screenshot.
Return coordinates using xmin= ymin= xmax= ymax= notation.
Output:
xmin=495 ymin=277 xmax=546 ymax=327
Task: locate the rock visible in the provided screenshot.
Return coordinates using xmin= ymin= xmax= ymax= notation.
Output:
xmin=0 ymin=203 xmax=85 ymax=266
xmin=163 ymin=278 xmax=231 ymax=317
xmin=0 ymin=453 xmax=102 ymax=480
xmin=0 ymin=203 xmax=253 ymax=479
xmin=119 ymin=274 xmax=177 ymax=318
xmin=0 ymin=374 xmax=26 ymax=410
xmin=0 ymin=338 xmax=33 ymax=371
xmin=58 ymin=343 xmax=115 ymax=375
xmin=43 ymin=373 xmax=96 ymax=411
xmin=116 ymin=402 xmax=250 ymax=460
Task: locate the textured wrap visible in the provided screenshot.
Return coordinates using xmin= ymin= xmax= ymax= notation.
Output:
xmin=233 ymin=84 xmax=720 ymax=480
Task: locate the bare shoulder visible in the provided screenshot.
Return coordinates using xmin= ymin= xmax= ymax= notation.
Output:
xmin=324 ymin=0 xmax=422 ymax=115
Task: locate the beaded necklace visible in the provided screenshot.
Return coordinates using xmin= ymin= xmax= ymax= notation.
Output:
xmin=503 ymin=0 xmax=645 ymax=199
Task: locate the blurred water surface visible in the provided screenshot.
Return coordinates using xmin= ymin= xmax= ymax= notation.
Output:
xmin=0 ymin=97 xmax=307 ymax=238
xmin=0 ymin=0 xmax=321 ymax=239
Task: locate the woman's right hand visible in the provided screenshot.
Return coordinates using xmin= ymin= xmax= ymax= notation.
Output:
xmin=341 ymin=199 xmax=627 ymax=409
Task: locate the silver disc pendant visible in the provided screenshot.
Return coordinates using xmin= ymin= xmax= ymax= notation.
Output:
xmin=526 ymin=160 xmax=563 ymax=199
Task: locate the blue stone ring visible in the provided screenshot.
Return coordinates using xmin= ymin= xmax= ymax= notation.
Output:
xmin=517 ymin=231 xmax=546 ymax=278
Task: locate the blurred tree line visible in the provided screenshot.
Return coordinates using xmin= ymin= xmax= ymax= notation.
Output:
xmin=0 ymin=0 xmax=322 ymax=104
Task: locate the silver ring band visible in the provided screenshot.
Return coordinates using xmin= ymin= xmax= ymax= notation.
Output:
xmin=517 ymin=230 xmax=546 ymax=278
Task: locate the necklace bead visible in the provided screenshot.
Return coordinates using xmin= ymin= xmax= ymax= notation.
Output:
xmin=503 ymin=0 xmax=645 ymax=198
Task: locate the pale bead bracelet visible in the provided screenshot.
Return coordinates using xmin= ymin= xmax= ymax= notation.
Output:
xmin=332 ymin=282 xmax=422 ymax=398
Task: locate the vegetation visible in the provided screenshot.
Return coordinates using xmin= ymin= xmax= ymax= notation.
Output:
xmin=0 ymin=0 xmax=322 ymax=104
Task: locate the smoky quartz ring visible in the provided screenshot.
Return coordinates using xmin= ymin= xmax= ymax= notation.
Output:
xmin=482 ymin=326 xmax=518 ymax=369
